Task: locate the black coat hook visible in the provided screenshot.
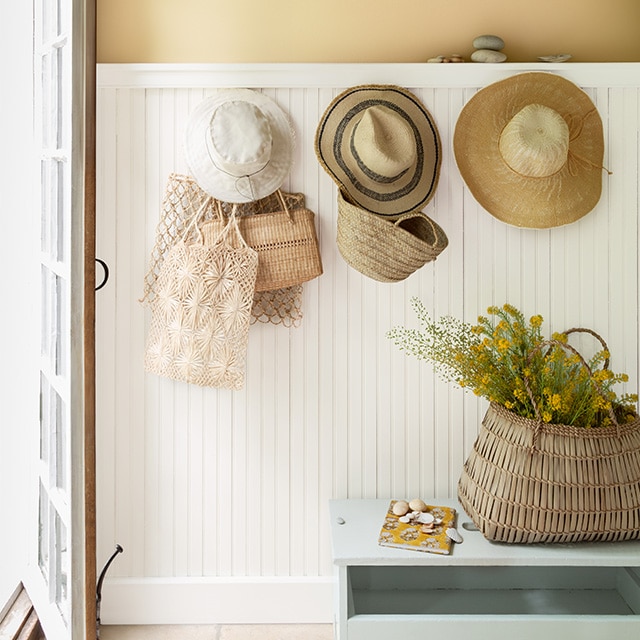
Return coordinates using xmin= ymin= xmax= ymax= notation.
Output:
xmin=96 ymin=544 xmax=123 ymax=638
xmin=95 ymin=258 xmax=110 ymax=291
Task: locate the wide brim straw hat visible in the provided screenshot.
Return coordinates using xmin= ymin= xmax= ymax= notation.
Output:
xmin=454 ymin=72 xmax=606 ymax=229
xmin=315 ymin=85 xmax=441 ymax=218
xmin=336 ymin=189 xmax=448 ymax=282
xmin=184 ymin=89 xmax=294 ymax=203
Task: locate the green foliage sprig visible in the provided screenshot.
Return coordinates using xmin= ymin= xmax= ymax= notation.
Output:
xmin=387 ymin=299 xmax=638 ymax=429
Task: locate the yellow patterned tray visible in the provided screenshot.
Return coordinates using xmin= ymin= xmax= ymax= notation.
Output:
xmin=378 ymin=500 xmax=458 ymax=555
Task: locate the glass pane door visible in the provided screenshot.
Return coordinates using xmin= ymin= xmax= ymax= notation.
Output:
xmin=35 ymin=0 xmax=72 ymax=629
xmin=29 ymin=0 xmax=94 ymax=636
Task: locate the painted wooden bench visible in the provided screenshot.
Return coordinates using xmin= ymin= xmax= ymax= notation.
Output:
xmin=329 ymin=498 xmax=640 ymax=640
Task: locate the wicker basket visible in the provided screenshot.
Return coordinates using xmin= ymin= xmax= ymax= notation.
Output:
xmin=458 ymin=332 xmax=640 ymax=544
xmin=458 ymin=403 xmax=640 ymax=544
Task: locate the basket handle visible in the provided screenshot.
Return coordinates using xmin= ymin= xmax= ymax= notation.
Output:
xmin=522 ymin=333 xmax=620 ymax=449
xmin=563 ymin=327 xmax=610 ymax=369
xmin=275 ymin=189 xmax=295 ymax=223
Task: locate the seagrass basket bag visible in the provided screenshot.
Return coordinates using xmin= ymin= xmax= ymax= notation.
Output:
xmin=458 ymin=330 xmax=640 ymax=544
xmin=336 ymin=189 xmax=448 ymax=282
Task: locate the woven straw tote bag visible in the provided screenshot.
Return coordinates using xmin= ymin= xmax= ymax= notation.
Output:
xmin=458 ymin=331 xmax=640 ymax=544
xmin=336 ymin=189 xmax=448 ymax=282
xmin=144 ymin=204 xmax=258 ymax=390
xmin=201 ymin=190 xmax=322 ymax=292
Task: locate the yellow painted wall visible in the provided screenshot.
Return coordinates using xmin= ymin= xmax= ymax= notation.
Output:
xmin=97 ymin=0 xmax=640 ymax=63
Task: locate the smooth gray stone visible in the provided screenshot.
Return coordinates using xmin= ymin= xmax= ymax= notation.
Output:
xmin=471 ymin=49 xmax=507 ymax=63
xmin=473 ymin=34 xmax=505 ymax=51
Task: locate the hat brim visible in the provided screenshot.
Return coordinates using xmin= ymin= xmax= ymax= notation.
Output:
xmin=184 ymin=89 xmax=294 ymax=203
xmin=315 ymin=85 xmax=441 ymax=217
xmin=453 ymin=72 xmax=605 ymax=229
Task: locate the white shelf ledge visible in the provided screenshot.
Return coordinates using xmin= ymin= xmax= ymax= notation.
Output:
xmin=97 ymin=62 xmax=640 ymax=89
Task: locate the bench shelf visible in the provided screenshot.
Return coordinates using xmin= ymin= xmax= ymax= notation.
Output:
xmin=329 ymin=499 xmax=640 ymax=640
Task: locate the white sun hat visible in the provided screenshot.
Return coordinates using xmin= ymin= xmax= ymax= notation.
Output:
xmin=184 ymin=89 xmax=295 ymax=203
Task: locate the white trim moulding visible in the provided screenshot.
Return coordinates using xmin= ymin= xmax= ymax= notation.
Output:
xmin=100 ymin=577 xmax=334 ymax=625
xmin=97 ymin=62 xmax=640 ymax=90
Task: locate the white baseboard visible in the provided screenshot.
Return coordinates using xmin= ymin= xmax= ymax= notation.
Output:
xmin=100 ymin=576 xmax=335 ymax=625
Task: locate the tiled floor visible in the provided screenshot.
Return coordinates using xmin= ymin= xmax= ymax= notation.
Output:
xmin=100 ymin=624 xmax=334 ymax=639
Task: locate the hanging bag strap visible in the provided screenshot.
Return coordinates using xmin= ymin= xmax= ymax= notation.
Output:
xmin=275 ymin=189 xmax=295 ymax=223
xmin=208 ymin=205 xmax=253 ymax=250
xmin=182 ymin=196 xmax=213 ymax=244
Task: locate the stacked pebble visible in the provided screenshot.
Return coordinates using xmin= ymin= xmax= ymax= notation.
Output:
xmin=471 ymin=34 xmax=507 ymax=63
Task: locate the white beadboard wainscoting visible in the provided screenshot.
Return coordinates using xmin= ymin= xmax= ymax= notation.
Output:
xmin=95 ymin=63 xmax=640 ymax=624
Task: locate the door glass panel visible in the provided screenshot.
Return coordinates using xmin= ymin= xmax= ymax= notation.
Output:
xmin=35 ymin=0 xmax=72 ymax=633
xmin=54 ymin=510 xmax=69 ymax=621
xmin=39 ymin=374 xmax=50 ymax=463
xmin=55 ymin=397 xmax=67 ymax=491
xmin=38 ymin=483 xmax=49 ymax=578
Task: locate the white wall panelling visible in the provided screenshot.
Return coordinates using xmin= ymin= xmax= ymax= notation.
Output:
xmin=96 ymin=63 xmax=640 ymax=624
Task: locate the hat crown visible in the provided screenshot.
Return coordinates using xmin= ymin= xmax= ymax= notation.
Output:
xmin=352 ymin=105 xmax=416 ymax=180
xmin=499 ymin=103 xmax=569 ymax=178
xmin=209 ymin=100 xmax=273 ymax=176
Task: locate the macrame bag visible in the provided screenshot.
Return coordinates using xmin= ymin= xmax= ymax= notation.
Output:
xmin=200 ymin=190 xmax=322 ymax=292
xmin=144 ymin=204 xmax=258 ymax=390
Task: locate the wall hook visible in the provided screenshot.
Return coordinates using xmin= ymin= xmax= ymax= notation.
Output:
xmin=95 ymin=258 xmax=110 ymax=291
xmin=96 ymin=544 xmax=123 ymax=638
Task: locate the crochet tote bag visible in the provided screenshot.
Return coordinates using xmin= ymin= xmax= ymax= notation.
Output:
xmin=144 ymin=207 xmax=258 ymax=389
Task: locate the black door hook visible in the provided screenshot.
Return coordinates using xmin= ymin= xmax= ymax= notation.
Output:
xmin=96 ymin=544 xmax=123 ymax=638
xmin=95 ymin=258 xmax=110 ymax=291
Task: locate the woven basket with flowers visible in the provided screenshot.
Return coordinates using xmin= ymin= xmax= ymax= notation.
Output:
xmin=388 ymin=300 xmax=640 ymax=544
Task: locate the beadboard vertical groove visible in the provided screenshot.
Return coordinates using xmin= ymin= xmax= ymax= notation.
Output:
xmin=96 ymin=65 xmax=640 ymax=601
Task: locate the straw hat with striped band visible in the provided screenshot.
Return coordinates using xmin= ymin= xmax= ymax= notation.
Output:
xmin=315 ymin=84 xmax=441 ymax=218
xmin=454 ymin=72 xmax=607 ymax=229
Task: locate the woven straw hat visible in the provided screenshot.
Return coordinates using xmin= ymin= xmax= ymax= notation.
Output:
xmin=315 ymin=85 xmax=441 ymax=217
xmin=454 ymin=72 xmax=605 ymax=229
xmin=336 ymin=189 xmax=448 ymax=282
xmin=184 ymin=89 xmax=294 ymax=203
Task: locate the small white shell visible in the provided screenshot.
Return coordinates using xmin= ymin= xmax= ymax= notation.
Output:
xmin=409 ymin=498 xmax=427 ymax=512
xmin=537 ymin=54 xmax=572 ymax=63
xmin=416 ymin=512 xmax=435 ymax=525
xmin=446 ymin=527 xmax=463 ymax=543
xmin=392 ymin=500 xmax=410 ymax=516
xmin=399 ymin=515 xmax=411 ymax=524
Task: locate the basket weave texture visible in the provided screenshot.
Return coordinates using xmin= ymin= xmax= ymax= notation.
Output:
xmin=458 ymin=402 xmax=640 ymax=544
xmin=336 ymin=189 xmax=448 ymax=282
xmin=201 ymin=196 xmax=322 ymax=292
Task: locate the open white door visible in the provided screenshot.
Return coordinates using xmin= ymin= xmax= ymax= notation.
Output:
xmin=20 ymin=0 xmax=96 ymax=637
